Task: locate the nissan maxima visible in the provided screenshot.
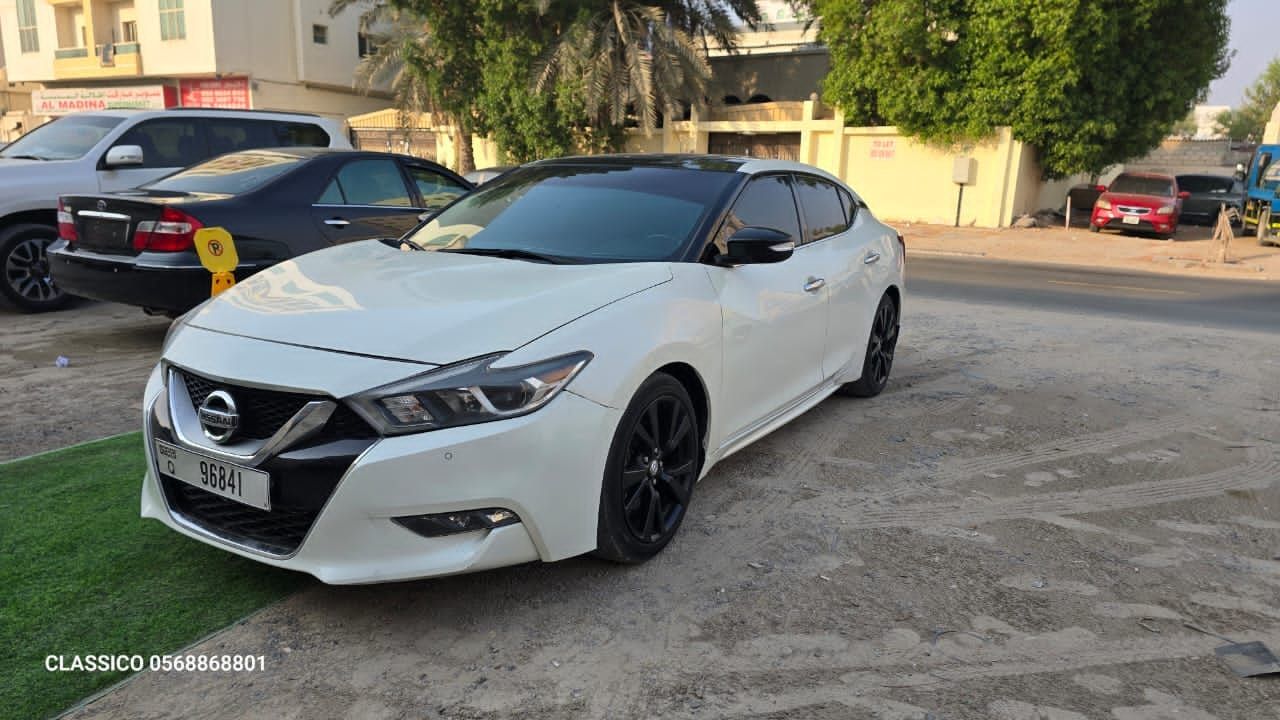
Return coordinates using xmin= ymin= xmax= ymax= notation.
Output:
xmin=143 ymin=155 xmax=904 ymax=583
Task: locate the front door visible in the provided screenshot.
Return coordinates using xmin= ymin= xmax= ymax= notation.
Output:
xmin=705 ymin=174 xmax=828 ymax=442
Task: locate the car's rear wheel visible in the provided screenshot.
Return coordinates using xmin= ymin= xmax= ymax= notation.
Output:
xmin=1089 ymin=223 xmax=1099 ymax=233
xmin=0 ymin=223 xmax=71 ymax=312
xmin=595 ymin=373 xmax=700 ymax=564
xmin=839 ymin=293 xmax=899 ymax=398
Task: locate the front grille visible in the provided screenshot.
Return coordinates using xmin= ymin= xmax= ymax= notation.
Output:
xmin=161 ymin=477 xmax=316 ymax=555
xmin=1116 ymin=205 xmax=1151 ymax=216
xmin=179 ymin=369 xmax=375 ymax=440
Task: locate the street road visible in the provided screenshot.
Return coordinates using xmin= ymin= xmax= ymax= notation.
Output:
xmin=909 ymin=255 xmax=1280 ymax=334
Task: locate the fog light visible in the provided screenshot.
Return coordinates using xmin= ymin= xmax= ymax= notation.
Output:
xmin=392 ymin=508 xmax=520 ymax=537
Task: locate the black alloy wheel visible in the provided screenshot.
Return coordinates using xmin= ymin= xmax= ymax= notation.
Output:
xmin=596 ymin=373 xmax=700 ymax=563
xmin=0 ymin=224 xmax=70 ymax=312
xmin=840 ymin=293 xmax=899 ymax=398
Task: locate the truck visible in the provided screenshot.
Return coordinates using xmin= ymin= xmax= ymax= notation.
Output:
xmin=1242 ymin=143 xmax=1280 ymax=245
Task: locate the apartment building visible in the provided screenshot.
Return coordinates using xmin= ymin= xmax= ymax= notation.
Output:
xmin=0 ymin=0 xmax=387 ymax=124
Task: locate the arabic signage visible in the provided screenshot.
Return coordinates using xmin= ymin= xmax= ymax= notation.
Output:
xmin=32 ymin=85 xmax=177 ymax=115
xmin=178 ymin=77 xmax=251 ymax=110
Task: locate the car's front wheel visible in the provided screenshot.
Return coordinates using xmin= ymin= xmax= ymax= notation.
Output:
xmin=0 ymin=223 xmax=71 ymax=312
xmin=839 ymin=292 xmax=899 ymax=398
xmin=595 ymin=373 xmax=701 ymax=564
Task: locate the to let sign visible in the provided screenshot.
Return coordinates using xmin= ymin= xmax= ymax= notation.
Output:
xmin=33 ymin=86 xmax=175 ymax=115
xmin=870 ymin=139 xmax=896 ymax=160
xmin=178 ymin=78 xmax=251 ymax=110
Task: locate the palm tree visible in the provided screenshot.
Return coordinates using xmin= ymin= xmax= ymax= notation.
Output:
xmin=534 ymin=0 xmax=763 ymax=132
xmin=329 ymin=0 xmax=478 ymax=173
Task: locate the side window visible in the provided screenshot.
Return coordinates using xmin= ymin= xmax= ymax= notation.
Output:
xmin=113 ymin=119 xmax=205 ymax=168
xmin=712 ymin=174 xmax=802 ymax=253
xmin=332 ymin=159 xmax=412 ymax=207
xmin=316 ymin=179 xmax=345 ymax=205
xmin=1255 ymin=154 xmax=1272 ymax=189
xmin=793 ymin=174 xmax=849 ymax=241
xmin=206 ymin=119 xmax=276 ymax=156
xmin=406 ymin=165 xmax=469 ymax=210
xmin=276 ymin=122 xmax=330 ymax=147
xmin=837 ymin=187 xmax=858 ymax=225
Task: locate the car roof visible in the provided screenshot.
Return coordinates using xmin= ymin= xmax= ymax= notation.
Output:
xmin=1116 ymin=171 xmax=1175 ymax=180
xmin=526 ymin=153 xmax=845 ymax=184
xmin=63 ymin=108 xmax=339 ymax=124
xmin=199 ymin=147 xmax=459 ymax=172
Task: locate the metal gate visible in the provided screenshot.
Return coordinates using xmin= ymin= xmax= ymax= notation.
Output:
xmin=708 ymin=132 xmax=801 ymax=161
xmin=350 ymin=127 xmax=439 ymax=162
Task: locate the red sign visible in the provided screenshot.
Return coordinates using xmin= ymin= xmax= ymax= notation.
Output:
xmin=178 ymin=77 xmax=251 ymax=110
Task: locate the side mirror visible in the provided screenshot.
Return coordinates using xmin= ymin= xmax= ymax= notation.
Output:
xmin=1095 ymin=184 xmax=1107 ymax=192
xmin=104 ymin=145 xmax=144 ymax=167
xmin=1177 ymin=191 xmax=1191 ymax=199
xmin=717 ymin=226 xmax=795 ymax=266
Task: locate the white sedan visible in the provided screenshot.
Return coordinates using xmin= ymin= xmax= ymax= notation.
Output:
xmin=142 ymin=155 xmax=904 ymax=583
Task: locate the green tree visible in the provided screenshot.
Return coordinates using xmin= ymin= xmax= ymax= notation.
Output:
xmin=816 ymin=0 xmax=1231 ymax=178
xmin=534 ymin=0 xmax=763 ymax=132
xmin=1217 ymin=57 xmax=1280 ymax=141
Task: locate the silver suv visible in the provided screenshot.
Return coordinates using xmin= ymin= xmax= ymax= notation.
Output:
xmin=0 ymin=109 xmax=351 ymax=311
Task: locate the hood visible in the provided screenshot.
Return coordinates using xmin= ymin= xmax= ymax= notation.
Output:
xmin=1101 ymin=192 xmax=1174 ymax=208
xmin=185 ymin=240 xmax=673 ymax=365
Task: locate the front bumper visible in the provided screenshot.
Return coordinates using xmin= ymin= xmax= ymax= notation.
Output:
xmin=49 ymin=243 xmax=266 ymax=314
xmin=140 ymin=358 xmax=620 ymax=584
xmin=1090 ymin=210 xmax=1176 ymax=234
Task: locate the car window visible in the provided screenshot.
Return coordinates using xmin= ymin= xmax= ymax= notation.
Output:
xmin=316 ymin=179 xmax=345 ymax=204
xmin=405 ymin=164 xmax=738 ymax=262
xmin=114 ymin=119 xmax=205 ymax=169
xmin=793 ymin=174 xmax=849 ymax=241
xmin=142 ymin=151 xmax=304 ymax=195
xmin=332 ymin=159 xmax=413 ymax=206
xmin=206 ymin=119 xmax=277 ymax=156
xmin=406 ymin=165 xmax=469 ymax=210
xmin=276 ymin=122 xmax=330 ymax=147
xmin=713 ymin=174 xmax=802 ymax=252
xmin=0 ymin=114 xmax=123 ymax=160
xmin=1108 ymin=174 xmax=1174 ymax=197
xmin=837 ymin=186 xmax=859 ymax=224
xmin=1176 ymin=176 xmax=1236 ymax=194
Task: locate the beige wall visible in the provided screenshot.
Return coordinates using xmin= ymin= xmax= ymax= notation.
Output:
xmin=1266 ymin=102 xmax=1280 ymax=144
xmin=251 ymin=78 xmax=385 ymax=120
xmin=0 ymin=0 xmax=57 ymax=81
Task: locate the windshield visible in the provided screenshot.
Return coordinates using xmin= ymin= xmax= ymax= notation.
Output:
xmin=1109 ymin=174 xmax=1174 ymax=197
xmin=404 ymin=164 xmax=738 ymax=262
xmin=1175 ymin=175 xmax=1236 ymax=194
xmin=0 ymin=115 xmax=123 ymax=161
xmin=142 ymin=151 xmax=304 ymax=195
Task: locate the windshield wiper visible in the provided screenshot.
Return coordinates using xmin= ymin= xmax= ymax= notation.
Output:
xmin=439 ymin=247 xmax=570 ymax=264
xmin=2 ymin=154 xmax=48 ymax=161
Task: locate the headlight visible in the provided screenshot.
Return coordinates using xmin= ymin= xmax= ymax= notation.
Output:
xmin=1156 ymin=205 xmax=1175 ymax=215
xmin=351 ymin=351 xmax=593 ymax=435
xmin=1095 ymin=198 xmax=1112 ymax=210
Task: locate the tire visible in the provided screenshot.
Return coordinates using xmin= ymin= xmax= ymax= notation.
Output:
xmin=594 ymin=372 xmax=701 ymax=564
xmin=1089 ymin=223 xmax=1099 ymax=233
xmin=839 ymin=292 xmax=899 ymax=398
xmin=0 ymin=223 xmax=71 ymax=312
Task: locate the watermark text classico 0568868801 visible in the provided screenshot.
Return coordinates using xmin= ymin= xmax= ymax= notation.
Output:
xmin=45 ymin=654 xmax=266 ymax=673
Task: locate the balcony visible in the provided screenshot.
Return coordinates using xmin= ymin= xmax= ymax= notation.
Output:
xmin=52 ymin=43 xmax=142 ymax=80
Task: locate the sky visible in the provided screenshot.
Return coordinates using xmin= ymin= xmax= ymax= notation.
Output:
xmin=1207 ymin=0 xmax=1279 ymax=107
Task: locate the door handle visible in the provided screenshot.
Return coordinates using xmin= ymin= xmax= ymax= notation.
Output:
xmin=803 ymin=277 xmax=826 ymax=293
xmin=863 ymin=252 xmax=881 ymax=265
xmin=324 ymin=218 xmax=351 ymax=228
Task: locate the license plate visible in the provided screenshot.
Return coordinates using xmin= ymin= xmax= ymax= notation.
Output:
xmin=154 ymin=440 xmax=271 ymax=510
xmin=1122 ymin=215 xmax=1141 ymax=225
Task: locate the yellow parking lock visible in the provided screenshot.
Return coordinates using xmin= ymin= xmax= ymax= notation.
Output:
xmin=193 ymin=227 xmax=239 ymax=297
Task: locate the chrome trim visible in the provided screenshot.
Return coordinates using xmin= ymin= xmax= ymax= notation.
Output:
xmin=166 ymin=367 xmax=335 ymax=465
xmin=717 ymin=376 xmax=835 ymax=456
xmin=312 ymin=203 xmax=423 ymax=210
xmin=1117 ymin=205 xmax=1152 ymax=216
xmin=769 ymin=240 xmax=796 ymax=252
xmin=76 ymin=209 xmax=131 ymax=221
xmin=863 ymin=252 xmax=881 ymax=265
xmin=323 ymin=218 xmax=351 ymax=227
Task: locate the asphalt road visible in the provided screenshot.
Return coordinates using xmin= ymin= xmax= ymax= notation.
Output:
xmin=908 ymin=255 xmax=1280 ymax=334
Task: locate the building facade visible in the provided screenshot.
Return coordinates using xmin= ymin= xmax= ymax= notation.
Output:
xmin=0 ymin=0 xmax=387 ymax=125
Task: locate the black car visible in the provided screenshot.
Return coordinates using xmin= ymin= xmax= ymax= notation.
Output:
xmin=50 ymin=148 xmax=472 ymax=315
xmin=1174 ymin=174 xmax=1244 ymax=225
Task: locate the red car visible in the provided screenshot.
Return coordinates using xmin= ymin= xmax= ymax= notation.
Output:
xmin=1089 ymin=172 xmax=1189 ymax=239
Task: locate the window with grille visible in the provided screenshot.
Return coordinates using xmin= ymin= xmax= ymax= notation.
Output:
xmin=17 ymin=0 xmax=39 ymax=53
xmin=159 ymin=0 xmax=186 ymax=40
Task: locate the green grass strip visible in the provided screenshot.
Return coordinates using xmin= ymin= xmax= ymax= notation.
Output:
xmin=0 ymin=433 xmax=310 ymax=720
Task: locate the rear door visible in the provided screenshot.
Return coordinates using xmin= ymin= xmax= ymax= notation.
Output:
xmin=311 ymin=157 xmax=421 ymax=243
xmin=98 ymin=118 xmax=207 ymax=191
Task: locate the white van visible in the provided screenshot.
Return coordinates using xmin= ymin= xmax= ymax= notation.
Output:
xmin=0 ymin=108 xmax=351 ymax=311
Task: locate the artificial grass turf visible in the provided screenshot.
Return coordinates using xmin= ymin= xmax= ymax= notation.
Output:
xmin=0 ymin=433 xmax=310 ymax=720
